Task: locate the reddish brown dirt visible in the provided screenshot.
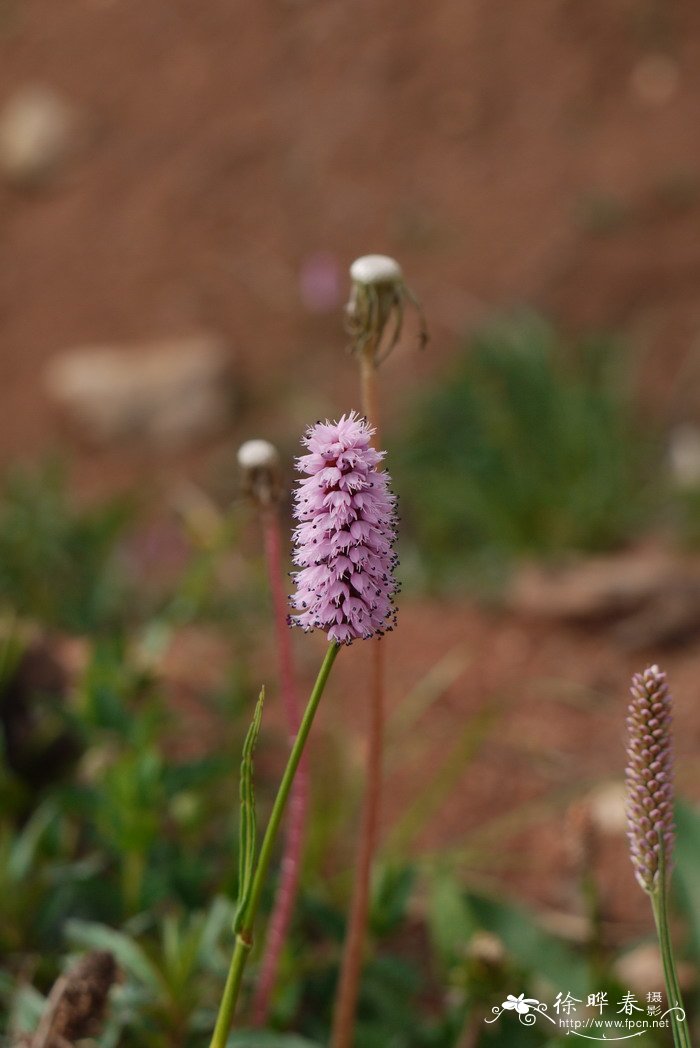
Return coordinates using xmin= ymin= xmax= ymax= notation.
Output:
xmin=3 ymin=0 xmax=700 ymax=486
xmin=3 ymin=0 xmax=700 ymax=949
xmin=163 ymin=591 xmax=700 ymax=949
xmin=308 ymin=599 xmax=700 ymax=939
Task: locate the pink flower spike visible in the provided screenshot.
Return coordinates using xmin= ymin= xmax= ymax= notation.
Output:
xmin=289 ymin=411 xmax=398 ymax=645
xmin=625 ymin=664 xmax=676 ymax=894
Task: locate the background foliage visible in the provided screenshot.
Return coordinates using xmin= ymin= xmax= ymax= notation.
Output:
xmin=0 ymin=315 xmax=698 ymax=1046
xmin=394 ymin=313 xmax=657 ymax=589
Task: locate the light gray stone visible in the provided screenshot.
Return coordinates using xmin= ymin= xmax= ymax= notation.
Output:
xmin=0 ymin=84 xmax=80 ymax=188
xmin=45 ymin=335 xmax=234 ymax=449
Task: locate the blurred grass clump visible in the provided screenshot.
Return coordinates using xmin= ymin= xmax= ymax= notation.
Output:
xmin=394 ymin=312 xmax=655 ymax=589
xmin=0 ymin=371 xmax=698 ymax=1047
xmin=0 ymin=462 xmax=131 ymax=633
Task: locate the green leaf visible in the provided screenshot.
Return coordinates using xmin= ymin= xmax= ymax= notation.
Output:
xmin=0 ymin=461 xmax=132 ymax=633
xmin=161 ymin=912 xmax=185 ymax=985
xmin=673 ymin=799 xmax=700 ymax=958
xmin=426 ymin=868 xmax=475 ymax=968
xmin=234 ymin=687 xmax=265 ymax=933
xmin=394 ymin=312 xmax=652 ymax=588
xmin=8 ymin=983 xmax=45 ymax=1034
xmin=467 ymin=892 xmax=589 ymax=995
xmin=198 ymin=895 xmax=236 ymax=963
xmin=65 ymin=919 xmax=162 ymax=990
xmin=0 ymin=616 xmax=23 ymax=693
xmin=7 ymin=801 xmax=57 ymax=881
xmin=370 ymin=862 xmax=416 ymax=937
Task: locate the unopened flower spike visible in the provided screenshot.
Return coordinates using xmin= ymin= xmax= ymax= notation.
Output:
xmin=623 ymin=666 xmax=690 ymax=1048
xmin=289 ymin=411 xmax=398 ymax=645
xmin=345 ymin=254 xmax=428 ymax=364
xmin=625 ymin=664 xmax=675 ymax=894
xmin=237 ymin=438 xmax=282 ymax=508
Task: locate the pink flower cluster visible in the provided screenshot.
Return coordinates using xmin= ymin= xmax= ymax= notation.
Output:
xmin=289 ymin=412 xmax=398 ymax=645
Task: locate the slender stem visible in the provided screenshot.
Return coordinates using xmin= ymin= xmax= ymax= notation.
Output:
xmin=651 ymin=893 xmax=688 ymax=1048
xmin=331 ymin=345 xmax=385 ymax=1048
xmin=122 ymin=849 xmax=144 ymax=916
xmin=251 ymin=509 xmax=309 ymax=1025
xmin=359 ymin=348 xmax=381 ymax=433
xmin=30 ymin=975 xmax=68 ymax=1048
xmin=210 ymin=939 xmax=248 ymax=1048
xmin=331 ymin=638 xmax=384 ymax=1048
xmin=209 ymin=642 xmax=341 ymax=1048
xmin=650 ymin=851 xmax=691 ymax=1048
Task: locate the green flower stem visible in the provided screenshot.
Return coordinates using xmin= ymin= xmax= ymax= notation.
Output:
xmin=650 ymin=850 xmax=691 ymax=1048
xmin=122 ymin=849 xmax=145 ymax=916
xmin=209 ymin=641 xmax=341 ymax=1048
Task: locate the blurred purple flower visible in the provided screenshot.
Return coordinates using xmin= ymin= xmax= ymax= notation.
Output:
xmin=289 ymin=411 xmax=398 ymax=645
xmin=299 ymin=251 xmax=342 ymax=314
xmin=625 ymin=664 xmax=676 ymax=893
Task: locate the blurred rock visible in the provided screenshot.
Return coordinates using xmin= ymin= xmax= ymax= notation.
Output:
xmin=630 ymin=55 xmax=679 ymax=109
xmin=586 ymin=781 xmax=627 ymax=836
xmin=538 ymin=910 xmax=590 ymax=943
xmin=0 ymin=84 xmax=81 ymax=189
xmin=615 ymin=944 xmax=664 ymax=995
xmin=465 ymin=930 xmax=506 ymax=967
xmin=668 ymin=423 xmax=700 ymax=487
xmin=612 ymin=577 xmax=700 ymax=650
xmin=510 ymin=549 xmax=700 ymax=648
xmin=615 ymin=942 xmax=695 ymax=995
xmin=45 ymin=335 xmax=234 ymax=449
xmin=509 ymin=551 xmax=675 ymax=622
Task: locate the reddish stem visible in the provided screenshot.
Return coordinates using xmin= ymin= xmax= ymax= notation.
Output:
xmin=250 ymin=507 xmax=308 ymax=1026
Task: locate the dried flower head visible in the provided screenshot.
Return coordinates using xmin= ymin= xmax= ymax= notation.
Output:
xmin=345 ymin=253 xmax=427 ymax=363
xmin=289 ymin=411 xmax=398 ymax=645
xmin=237 ymin=439 xmax=281 ymax=507
xmin=49 ymin=950 xmax=117 ymax=1043
xmin=625 ymin=664 xmax=676 ymax=894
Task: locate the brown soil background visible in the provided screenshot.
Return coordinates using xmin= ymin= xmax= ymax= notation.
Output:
xmin=3 ymin=0 xmax=700 ymax=953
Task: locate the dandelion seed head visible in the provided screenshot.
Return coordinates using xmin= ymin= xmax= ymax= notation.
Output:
xmin=349 ymin=254 xmax=403 ymax=286
xmin=237 ymin=439 xmax=281 ymax=507
xmin=237 ymin=439 xmax=279 ymax=472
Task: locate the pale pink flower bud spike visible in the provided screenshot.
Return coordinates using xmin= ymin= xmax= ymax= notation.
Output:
xmin=624 ymin=666 xmax=690 ymax=1048
xmin=625 ymin=664 xmax=675 ymax=894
